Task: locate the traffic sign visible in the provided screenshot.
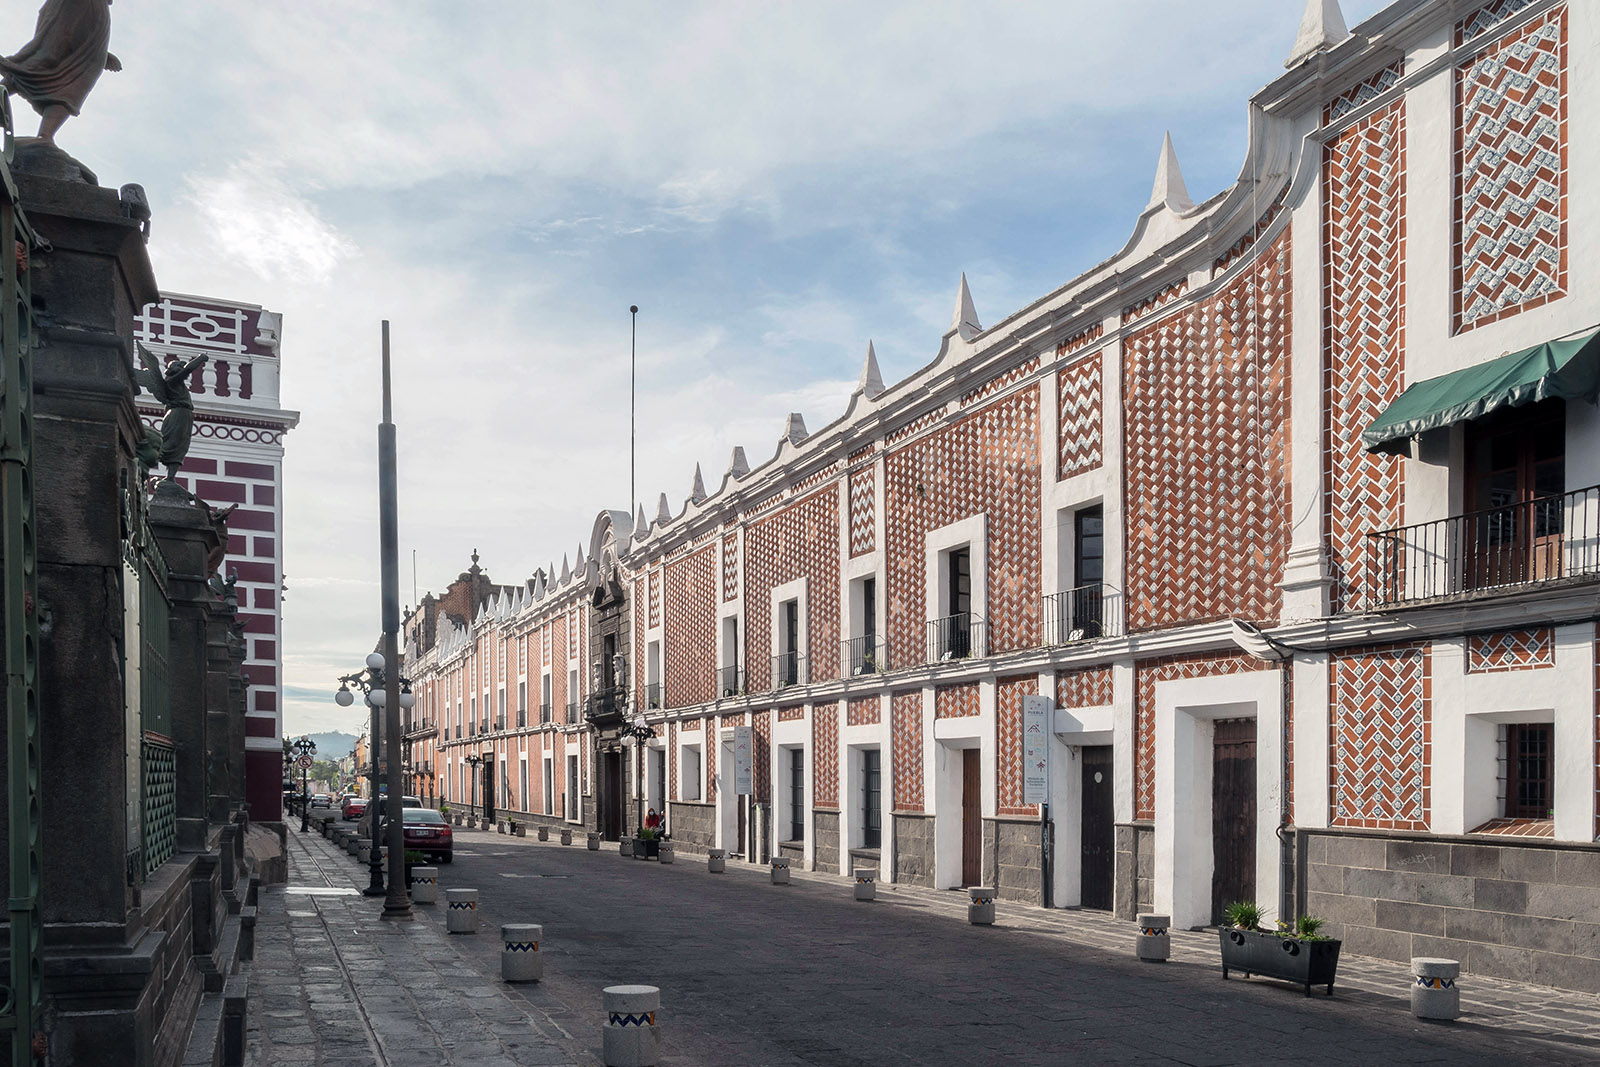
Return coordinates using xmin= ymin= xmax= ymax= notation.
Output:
xmin=296 ymin=754 xmax=313 ymax=769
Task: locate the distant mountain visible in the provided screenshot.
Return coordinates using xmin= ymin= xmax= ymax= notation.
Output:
xmin=305 ymin=731 xmax=359 ymax=758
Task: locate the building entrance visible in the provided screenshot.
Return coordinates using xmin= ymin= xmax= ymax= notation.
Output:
xmin=1080 ymin=745 xmax=1114 ymax=910
xmin=962 ymin=749 xmax=981 ymax=886
xmin=1210 ymin=719 xmax=1256 ymax=925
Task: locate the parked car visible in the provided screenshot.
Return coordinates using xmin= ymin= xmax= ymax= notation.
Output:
xmin=370 ymin=795 xmax=423 ymax=821
xmin=382 ymin=807 xmax=452 ymax=863
xmin=309 ymin=793 xmax=333 ymax=809
xmin=341 ymin=795 xmax=368 ymax=821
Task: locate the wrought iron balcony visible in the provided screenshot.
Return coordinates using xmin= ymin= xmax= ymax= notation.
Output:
xmin=644 ymin=683 xmax=663 ymax=710
xmin=717 ymin=665 xmax=746 ymax=699
xmin=1040 ymin=583 xmax=1121 ymax=645
xmin=540 ymin=702 xmax=553 ymax=724
xmin=565 ymin=701 xmax=580 ymax=725
xmin=843 ymin=635 xmax=888 ymax=676
xmin=771 ymin=651 xmax=807 ymax=690
xmin=516 ymin=706 xmax=527 ymax=729
xmin=493 ymin=716 xmax=505 ymax=733
xmin=927 ymin=612 xmax=984 ymax=662
xmin=586 ymin=687 xmax=627 ymax=725
xmin=1367 ymin=484 xmax=1600 ymax=607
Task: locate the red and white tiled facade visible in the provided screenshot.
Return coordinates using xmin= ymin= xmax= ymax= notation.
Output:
xmin=407 ymin=0 xmax=1600 ymax=987
xmin=135 ymin=294 xmax=298 ymax=821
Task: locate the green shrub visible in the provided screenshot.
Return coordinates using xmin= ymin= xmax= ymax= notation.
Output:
xmin=1224 ymin=900 xmax=1264 ymax=931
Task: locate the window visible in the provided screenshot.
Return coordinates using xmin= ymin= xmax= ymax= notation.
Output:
xmin=541 ymin=674 xmax=553 ymax=724
xmin=1466 ymin=400 xmax=1566 ymax=589
xmin=777 ymin=599 xmax=801 ymax=686
xmin=647 ymin=639 xmax=662 ymax=708
xmin=519 ymin=759 xmax=528 ymax=813
xmin=517 ymin=681 xmax=527 ymax=728
xmin=862 ymin=749 xmax=881 ymax=849
xmin=567 ymin=754 xmax=579 ymax=820
xmin=568 ymin=668 xmax=579 ymax=722
xmin=849 ymin=576 xmax=880 ymax=674
xmin=935 ymin=546 xmax=973 ymax=658
xmin=720 ymin=616 xmax=742 ymax=696
xmin=789 ymin=748 xmax=805 ymax=842
xmin=497 ymin=687 xmax=506 ymax=730
xmin=543 ymin=757 xmax=554 ymax=815
xmin=682 ymin=745 xmax=703 ymax=801
xmin=1503 ymin=723 xmax=1553 ymax=819
xmin=1072 ymin=505 xmax=1105 ymax=636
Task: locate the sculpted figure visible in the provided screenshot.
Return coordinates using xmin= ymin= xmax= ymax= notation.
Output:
xmin=134 ymin=344 xmax=209 ymax=480
xmin=0 ymin=0 xmax=119 ymax=144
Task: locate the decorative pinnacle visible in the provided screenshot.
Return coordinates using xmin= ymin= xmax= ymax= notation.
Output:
xmin=857 ymin=340 xmax=885 ymax=398
xmin=691 ymin=463 xmax=708 ymax=503
xmin=728 ymin=447 xmax=750 ymax=478
xmin=1286 ymin=0 xmax=1351 ymax=68
xmin=1147 ymin=132 xmax=1195 ymax=215
xmin=950 ymin=273 xmax=981 ymax=341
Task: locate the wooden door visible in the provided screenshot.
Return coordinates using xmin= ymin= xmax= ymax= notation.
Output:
xmin=1211 ymin=720 xmax=1256 ymax=925
xmin=1080 ymin=746 xmax=1114 ymax=910
xmin=961 ymin=749 xmax=981 ymax=886
xmin=1466 ymin=401 xmax=1565 ymax=589
xmin=482 ymin=763 xmax=496 ymax=824
xmin=602 ymin=750 xmax=623 ymax=840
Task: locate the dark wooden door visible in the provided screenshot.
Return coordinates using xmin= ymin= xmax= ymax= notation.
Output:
xmin=961 ymin=749 xmax=981 ymax=886
xmin=602 ymin=750 xmax=623 ymax=840
xmin=1211 ymin=719 xmax=1256 ymax=925
xmin=482 ymin=763 xmax=496 ymax=824
xmin=1080 ymin=746 xmax=1114 ymax=910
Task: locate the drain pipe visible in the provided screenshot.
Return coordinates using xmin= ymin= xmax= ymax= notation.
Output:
xmin=1229 ymin=620 xmax=1295 ymax=925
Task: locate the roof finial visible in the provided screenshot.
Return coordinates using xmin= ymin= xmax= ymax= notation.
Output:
xmin=728 ymin=446 xmax=750 ymax=478
xmin=950 ymin=273 xmax=981 ymax=342
xmin=635 ymin=503 xmax=648 ymax=533
xmin=783 ymin=412 xmax=809 ymax=445
xmin=1286 ymin=0 xmax=1350 ymax=68
xmin=656 ymin=492 xmax=672 ymax=524
xmin=691 ymin=463 xmax=708 ymax=503
xmin=1147 ymin=132 xmax=1195 ymax=215
xmin=856 ymin=340 xmax=885 ymax=399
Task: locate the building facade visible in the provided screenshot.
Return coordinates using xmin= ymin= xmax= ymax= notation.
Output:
xmin=409 ymin=0 xmax=1600 ymax=993
xmin=135 ymin=294 xmax=299 ymax=820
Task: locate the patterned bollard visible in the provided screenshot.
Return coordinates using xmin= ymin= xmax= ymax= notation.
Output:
xmin=587 ymin=831 xmax=601 ymax=851
xmin=708 ymin=848 xmax=726 ymax=873
xmin=771 ymin=856 xmax=790 ymax=885
xmin=1137 ymin=914 xmax=1170 ymax=962
xmin=445 ymin=889 xmax=479 ymax=934
xmin=1411 ymin=958 xmax=1460 ymax=1020
xmin=602 ymin=984 xmax=660 ymax=1067
xmin=357 ymin=842 xmax=371 ymax=864
xmin=620 ymin=836 xmax=634 ymax=858
xmin=561 ymin=828 xmax=573 ymax=845
xmin=658 ymin=840 xmax=674 ymax=864
xmin=501 ymin=924 xmax=543 ymax=982
xmin=854 ymin=867 xmax=876 ymax=901
xmin=968 ymin=886 xmax=995 ymax=925
xmin=537 ymin=825 xmax=549 ymax=841
xmin=410 ymin=867 xmax=439 ymax=905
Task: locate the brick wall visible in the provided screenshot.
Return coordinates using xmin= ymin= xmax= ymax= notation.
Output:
xmin=743 ymin=487 xmax=841 ymax=689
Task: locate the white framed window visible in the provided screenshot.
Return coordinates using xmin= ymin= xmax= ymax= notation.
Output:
xmin=681 ymin=742 xmax=703 ymax=801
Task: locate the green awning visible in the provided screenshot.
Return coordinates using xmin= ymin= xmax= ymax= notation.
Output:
xmin=1362 ymin=329 xmax=1600 ymax=455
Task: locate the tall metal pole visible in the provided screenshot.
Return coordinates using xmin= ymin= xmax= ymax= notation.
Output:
xmin=364 ymin=698 xmax=383 ymax=896
xmin=379 ymin=320 xmax=412 ymax=920
xmin=629 ymin=305 xmax=637 ymax=516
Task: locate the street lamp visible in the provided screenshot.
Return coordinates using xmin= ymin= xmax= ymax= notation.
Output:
xmin=621 ymin=714 xmax=656 ymax=835
xmin=333 ymin=654 xmax=415 ymax=897
xmin=463 ymin=751 xmax=487 ymax=824
xmin=291 ymin=735 xmax=317 ymax=833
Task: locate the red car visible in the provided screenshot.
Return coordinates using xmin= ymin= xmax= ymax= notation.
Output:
xmin=340 ymin=795 xmax=367 ymax=821
xmin=388 ymin=807 xmax=452 ymax=863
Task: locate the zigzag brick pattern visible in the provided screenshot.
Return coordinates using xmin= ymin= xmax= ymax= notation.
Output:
xmin=1057 ymin=352 xmax=1103 ymax=480
xmin=1056 ymin=323 xmax=1102 ymax=358
xmin=777 ymin=706 xmax=805 ymax=722
xmin=886 ymin=405 xmax=947 ymax=445
xmin=1213 ymin=190 xmax=1289 ymax=276
xmin=997 ymin=675 xmax=1039 ymax=817
xmin=1453 ymin=6 xmax=1567 ymax=332
xmin=1325 ymin=62 xmax=1405 ymax=123
xmin=1330 ymin=643 xmax=1431 ymax=830
xmin=648 ymin=570 xmax=661 ymax=629
xmin=849 ymin=465 xmax=876 ymax=557
xmin=1458 ymin=0 xmax=1537 ymax=44
xmin=754 ymin=710 xmax=771 ymax=802
xmin=787 ymin=462 xmax=841 ymax=500
xmin=1466 ymin=628 xmax=1555 ymax=673
xmin=668 ymin=721 xmax=677 ymax=801
xmin=722 ymin=533 xmax=739 ymax=602
xmin=633 ymin=578 xmax=646 ymax=708
xmin=892 ymin=691 xmax=924 ymax=812
xmin=706 ymin=724 xmax=717 ymax=803
xmin=935 ymin=683 xmax=980 ymax=720
xmin=1134 ymin=653 xmax=1261 ymax=820
xmin=662 ymin=545 xmax=717 ymax=707
xmin=1124 ymin=232 xmax=1292 ymax=633
xmin=744 ymin=488 xmax=841 ymax=690
xmin=814 ymin=703 xmax=839 ymax=808
xmin=847 ymin=696 xmax=880 ymax=727
xmin=963 ymin=356 xmax=1039 ymax=407
xmin=1122 ymin=279 xmax=1188 ymax=325
xmin=1324 ymin=100 xmax=1407 ymax=614
xmin=1057 ymin=667 xmax=1114 ymax=708
xmin=884 ymin=388 xmax=1041 ymax=666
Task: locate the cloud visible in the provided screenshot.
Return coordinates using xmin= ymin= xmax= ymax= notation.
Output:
xmin=183 ymin=163 xmax=355 ymax=285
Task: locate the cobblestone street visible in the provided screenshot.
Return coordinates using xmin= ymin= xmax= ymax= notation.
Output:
xmin=249 ymin=824 xmax=1600 ymax=1066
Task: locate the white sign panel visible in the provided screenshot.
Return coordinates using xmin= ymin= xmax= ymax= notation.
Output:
xmin=734 ymin=724 xmax=753 ymax=796
xmin=1022 ymin=695 xmax=1051 ymax=805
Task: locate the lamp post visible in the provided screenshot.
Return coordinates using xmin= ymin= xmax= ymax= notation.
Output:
xmin=621 ymin=715 xmax=655 ymax=835
xmin=464 ymin=751 xmax=486 ymax=824
xmin=291 ymin=735 xmax=317 ymax=833
xmin=334 ymin=655 xmax=414 ymax=897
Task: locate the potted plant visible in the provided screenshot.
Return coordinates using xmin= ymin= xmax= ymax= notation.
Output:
xmin=1218 ymin=903 xmax=1341 ymax=997
xmin=403 ymin=849 xmax=425 ymax=881
xmin=634 ymin=826 xmax=660 ymax=860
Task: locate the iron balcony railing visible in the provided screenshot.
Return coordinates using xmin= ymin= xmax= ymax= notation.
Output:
xmin=565 ymin=701 xmax=580 ymax=724
xmin=516 ymin=706 xmax=527 ymax=729
xmin=927 ymin=612 xmax=984 ymax=662
xmin=1367 ymin=484 xmax=1600 ymax=606
xmin=540 ymin=702 xmax=553 ymax=724
xmin=644 ymin=683 xmax=663 ymax=710
xmin=771 ymin=651 xmax=807 ymax=690
xmin=586 ymin=687 xmax=627 ymax=724
xmin=1040 ymin=583 xmax=1122 ymax=645
xmin=718 ymin=665 xmax=746 ymax=699
xmin=494 ymin=716 xmax=505 ymax=732
xmin=467 ymin=722 xmax=476 ymax=737
xmin=843 ymin=635 xmax=888 ymax=676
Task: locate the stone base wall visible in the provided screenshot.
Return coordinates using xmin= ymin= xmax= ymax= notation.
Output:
xmin=994 ymin=819 xmax=1042 ymax=905
xmin=778 ymin=840 xmax=804 ymax=863
xmin=894 ymin=814 xmax=934 ymax=887
xmin=668 ymin=801 xmax=715 ymax=854
xmin=1114 ymin=822 xmax=1153 ymax=920
xmin=814 ymin=810 xmax=840 ymax=872
xmin=1301 ymin=829 xmax=1600 ymax=994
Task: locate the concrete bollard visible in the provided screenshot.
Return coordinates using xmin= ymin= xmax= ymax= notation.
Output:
xmin=410 ymin=867 xmax=439 ymax=905
xmin=620 ymin=836 xmax=634 ymax=858
xmin=708 ymin=848 xmax=726 ymax=873
xmin=771 ymin=856 xmax=790 ymax=885
xmin=968 ymin=886 xmax=995 ymax=925
xmin=537 ymin=825 xmax=549 ymax=841
xmin=602 ymin=984 xmax=660 ymax=1067
xmin=445 ymin=889 xmax=479 ymax=934
xmin=587 ymin=831 xmax=601 ymax=850
xmin=561 ymin=828 xmax=573 ymax=845
xmin=1411 ymin=958 xmax=1460 ymax=1021
xmin=501 ymin=924 xmax=544 ymax=982
xmin=658 ymin=841 xmax=674 ymax=864
xmin=347 ymin=838 xmax=360 ymax=857
xmin=854 ymin=867 xmax=876 ymax=902
xmin=356 ymin=843 xmax=371 ymax=864
xmin=1137 ymin=914 xmax=1170 ymax=962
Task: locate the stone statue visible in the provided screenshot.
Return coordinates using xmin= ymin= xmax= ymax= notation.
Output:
xmin=134 ymin=343 xmax=208 ymax=480
xmin=0 ymin=0 xmax=119 ymax=145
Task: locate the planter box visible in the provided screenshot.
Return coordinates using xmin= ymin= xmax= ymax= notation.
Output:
xmin=514 ymin=825 xmax=526 ymax=838
xmin=635 ymin=838 xmax=660 ymax=860
xmin=1219 ymin=929 xmax=1341 ymax=997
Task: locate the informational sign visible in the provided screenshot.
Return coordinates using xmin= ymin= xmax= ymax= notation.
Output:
xmin=296 ymin=754 xmax=313 ymax=770
xmin=734 ymin=725 xmax=753 ymax=796
xmin=1022 ymin=695 xmax=1051 ymax=805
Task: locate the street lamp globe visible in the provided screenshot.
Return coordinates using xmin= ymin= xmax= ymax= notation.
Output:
xmin=334 ymin=687 xmax=354 ymax=707
xmin=366 ymin=652 xmax=385 ymax=671
xmin=370 ymin=688 xmax=386 ymax=708
xmin=399 ymin=688 xmax=415 ymax=709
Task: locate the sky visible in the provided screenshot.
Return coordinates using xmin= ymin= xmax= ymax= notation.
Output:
xmin=1 ymin=0 xmax=1391 ymax=739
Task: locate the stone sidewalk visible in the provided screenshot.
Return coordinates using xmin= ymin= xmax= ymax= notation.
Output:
xmin=246 ymin=824 xmax=601 ymax=1067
